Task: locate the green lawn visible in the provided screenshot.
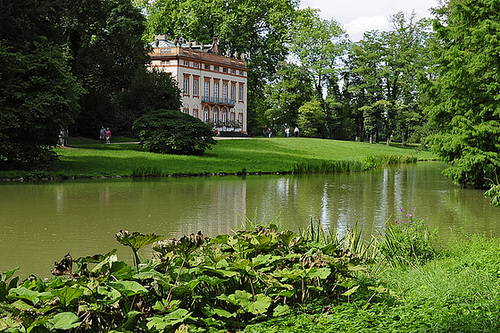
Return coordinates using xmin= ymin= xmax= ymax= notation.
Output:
xmin=1 ymin=138 xmax=436 ymax=179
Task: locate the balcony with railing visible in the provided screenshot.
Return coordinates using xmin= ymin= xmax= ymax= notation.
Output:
xmin=202 ymin=96 xmax=236 ymax=106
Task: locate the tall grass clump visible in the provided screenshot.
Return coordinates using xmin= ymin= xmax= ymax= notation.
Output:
xmin=293 ymin=160 xmax=367 ymax=174
xmin=299 ymin=217 xmax=377 ymax=260
xmin=378 ymin=209 xmax=439 ymax=267
xmin=131 ymin=165 xmax=167 ymax=177
xmin=364 ymin=154 xmax=417 ymax=168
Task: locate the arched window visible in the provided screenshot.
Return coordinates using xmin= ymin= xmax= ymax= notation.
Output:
xmin=213 ymin=107 xmax=219 ymax=123
xmin=222 ymin=108 xmax=227 ymax=124
xmin=204 ymin=107 xmax=209 ymax=123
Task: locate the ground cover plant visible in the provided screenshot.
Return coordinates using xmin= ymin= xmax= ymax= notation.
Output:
xmin=0 ymin=138 xmax=435 ymax=180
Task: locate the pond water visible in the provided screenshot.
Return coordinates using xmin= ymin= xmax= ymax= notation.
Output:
xmin=2 ymin=161 xmax=500 ymax=278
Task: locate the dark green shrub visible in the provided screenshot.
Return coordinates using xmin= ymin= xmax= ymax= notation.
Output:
xmin=133 ymin=109 xmax=216 ymax=155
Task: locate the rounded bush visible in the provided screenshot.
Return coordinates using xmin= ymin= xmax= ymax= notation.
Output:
xmin=133 ymin=109 xmax=216 ymax=155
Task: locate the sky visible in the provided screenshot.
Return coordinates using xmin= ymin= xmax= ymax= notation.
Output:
xmin=300 ymin=0 xmax=440 ymax=41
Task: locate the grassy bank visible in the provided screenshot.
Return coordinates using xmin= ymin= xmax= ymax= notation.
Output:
xmin=246 ymin=231 xmax=500 ymax=332
xmin=0 ymin=138 xmax=436 ymax=180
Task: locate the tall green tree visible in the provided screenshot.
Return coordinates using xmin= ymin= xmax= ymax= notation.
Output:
xmin=262 ymin=62 xmax=314 ymax=131
xmin=424 ymin=0 xmax=500 ymax=188
xmin=0 ymin=0 xmax=83 ymax=170
xmin=290 ymin=8 xmax=348 ymax=99
xmin=297 ymin=100 xmax=325 ymax=138
xmin=64 ymin=0 xmax=156 ymax=136
xmin=346 ymin=12 xmax=431 ymax=144
xmin=385 ymin=12 xmax=432 ymax=145
xmin=347 ymin=31 xmax=385 ymax=141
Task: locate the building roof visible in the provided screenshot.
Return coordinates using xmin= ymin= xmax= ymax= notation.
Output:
xmin=149 ymin=35 xmax=247 ymax=69
xmin=151 ymin=35 xmax=220 ymax=53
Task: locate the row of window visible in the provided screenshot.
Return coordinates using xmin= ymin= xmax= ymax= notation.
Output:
xmin=183 ymin=76 xmax=244 ymax=102
xmin=182 ymin=107 xmax=244 ymax=125
xmin=161 ymin=59 xmax=245 ymax=76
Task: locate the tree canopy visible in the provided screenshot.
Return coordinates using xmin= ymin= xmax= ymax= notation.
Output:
xmin=4 ymin=0 xmax=500 ymax=194
xmin=424 ymin=0 xmax=500 ymax=188
xmin=0 ymin=0 xmax=181 ymax=170
xmin=0 ymin=0 xmax=84 ymax=170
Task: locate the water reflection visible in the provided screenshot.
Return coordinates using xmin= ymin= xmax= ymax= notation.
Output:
xmin=2 ymin=161 xmax=500 ymax=277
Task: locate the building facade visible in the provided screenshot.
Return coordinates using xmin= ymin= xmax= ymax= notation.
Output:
xmin=149 ymin=35 xmax=248 ymax=134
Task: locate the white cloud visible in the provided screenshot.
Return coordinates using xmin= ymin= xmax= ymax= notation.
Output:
xmin=344 ymin=16 xmax=390 ymax=41
xmin=300 ymin=0 xmax=439 ymax=41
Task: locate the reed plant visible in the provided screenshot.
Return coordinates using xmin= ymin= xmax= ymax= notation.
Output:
xmin=131 ymin=165 xmax=167 ymax=177
xmin=298 ymin=217 xmax=377 ymax=260
xmin=293 ymin=160 xmax=368 ymax=174
xmin=378 ymin=210 xmax=439 ymax=267
xmin=364 ymin=154 xmax=418 ymax=168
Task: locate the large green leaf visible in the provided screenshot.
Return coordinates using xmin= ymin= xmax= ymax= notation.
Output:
xmin=115 ymin=230 xmax=163 ymax=252
xmin=96 ymin=286 xmax=122 ymax=304
xmin=9 ymin=299 xmax=36 ymax=312
xmin=247 ymin=294 xmax=272 ymax=315
xmin=51 ymin=286 xmax=84 ymax=307
xmin=46 ymin=312 xmax=80 ymax=330
xmin=108 ymin=281 xmax=148 ymax=297
xmin=273 ymin=304 xmax=291 ymax=317
xmin=9 ymin=287 xmax=46 ymax=306
xmin=308 ymin=267 xmax=331 ymax=280
xmin=342 ymin=285 xmax=360 ymax=296
xmin=251 ymin=254 xmax=273 ymax=265
xmin=90 ymin=250 xmax=118 ymax=274
xmin=1 ymin=267 xmax=19 ymax=283
xmin=76 ymin=249 xmax=117 ymax=264
xmin=146 ymin=309 xmax=191 ymax=330
xmin=272 ymin=267 xmax=304 ymax=281
xmin=109 ymin=261 xmax=134 ymax=280
xmin=202 ymin=305 xmax=236 ymax=318
xmin=219 ymin=290 xmax=271 ymax=315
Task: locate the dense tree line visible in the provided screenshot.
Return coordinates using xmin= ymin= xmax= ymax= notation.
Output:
xmin=2 ymin=0 xmax=499 ymax=190
xmin=0 ymin=0 xmax=180 ymax=170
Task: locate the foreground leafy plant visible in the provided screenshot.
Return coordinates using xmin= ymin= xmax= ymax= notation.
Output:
xmin=0 ymin=225 xmax=377 ymax=332
xmin=115 ymin=230 xmax=162 ymax=269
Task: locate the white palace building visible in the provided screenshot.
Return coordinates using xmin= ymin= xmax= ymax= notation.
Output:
xmin=148 ymin=35 xmax=248 ymax=134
